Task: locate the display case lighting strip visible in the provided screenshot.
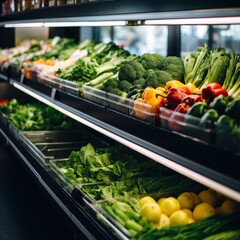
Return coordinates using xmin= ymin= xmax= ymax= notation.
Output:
xmin=12 ymin=81 xmax=240 ymax=202
xmin=4 ymin=22 xmax=44 ymax=28
xmin=4 ymin=21 xmax=126 ymax=28
xmin=44 ymin=21 xmax=126 ymax=27
xmin=145 ymin=16 xmax=240 ymax=25
xmin=4 ymin=16 xmax=240 ymax=28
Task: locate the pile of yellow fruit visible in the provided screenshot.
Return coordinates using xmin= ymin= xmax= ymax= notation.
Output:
xmin=139 ymin=188 xmax=240 ymax=228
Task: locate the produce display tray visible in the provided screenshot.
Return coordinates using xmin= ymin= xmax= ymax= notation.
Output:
xmin=9 ymin=123 xmax=22 ymax=141
xmin=9 ymin=62 xmax=22 ymax=80
xmin=50 ymin=158 xmax=108 ymax=194
xmin=0 ymin=111 xmax=9 ymax=128
xmin=50 ymin=158 xmax=76 ymax=193
xmin=18 ymin=130 xmax=95 ymax=168
xmin=37 ymin=72 xmax=81 ymax=96
xmin=89 ymin=198 xmax=137 ymax=239
xmin=215 ymin=122 xmax=240 ymax=156
xmin=0 ymin=63 xmax=9 ymax=76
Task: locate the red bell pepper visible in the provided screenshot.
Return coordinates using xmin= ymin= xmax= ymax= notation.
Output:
xmin=0 ymin=100 xmax=9 ymax=106
xmin=174 ymin=102 xmax=191 ymax=114
xmin=202 ymin=83 xmax=228 ymax=103
xmin=181 ymin=94 xmax=203 ymax=106
xmin=166 ymin=87 xmax=189 ymax=110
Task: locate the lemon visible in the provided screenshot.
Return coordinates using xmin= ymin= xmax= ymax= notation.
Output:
xmin=177 ymin=192 xmax=195 ymax=210
xmin=189 ymin=192 xmax=201 ymax=206
xmin=159 ymin=213 xmax=170 ymax=227
xmin=139 ymin=196 xmax=157 ymax=208
xmin=188 ymin=218 xmax=195 ymax=224
xmin=198 ymin=189 xmax=218 ymax=207
xmin=169 ymin=210 xmax=189 ymax=226
xmin=182 ymin=208 xmax=193 ymax=218
xmin=220 ymin=199 xmax=240 ymax=216
xmin=140 ymin=203 xmax=162 ymax=223
xmin=193 ymin=203 xmax=215 ymax=221
xmin=160 ymin=197 xmax=181 ymax=217
xmin=157 ymin=198 xmax=166 ymax=207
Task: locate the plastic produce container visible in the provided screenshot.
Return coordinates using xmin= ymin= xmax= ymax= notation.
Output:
xmin=215 ymin=122 xmax=240 ymax=156
xmin=82 ymin=85 xmax=107 ymax=106
xmin=128 ymin=98 xmax=156 ymax=124
xmin=107 ymin=92 xmax=130 ymax=114
xmin=9 ymin=62 xmax=22 ymax=80
xmin=36 ymin=71 xmax=63 ymax=88
xmin=159 ymin=107 xmax=215 ymax=143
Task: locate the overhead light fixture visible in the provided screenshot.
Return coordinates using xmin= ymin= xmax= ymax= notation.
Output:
xmin=44 ymin=21 xmax=126 ymax=27
xmin=4 ymin=22 xmax=44 ymax=28
xmin=145 ymin=17 xmax=240 ymax=25
xmin=4 ymin=21 xmax=126 ymax=28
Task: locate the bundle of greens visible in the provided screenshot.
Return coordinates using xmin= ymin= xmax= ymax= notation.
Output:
xmin=99 ymin=197 xmax=151 ymax=236
xmin=29 ymin=37 xmax=77 ymax=61
xmin=55 ymin=41 xmax=134 ymax=90
xmin=139 ymin=213 xmax=240 ymax=240
xmin=57 ymin=142 xmax=202 ymax=201
xmin=183 ymin=44 xmax=240 ymax=98
xmin=0 ymin=99 xmax=75 ymax=131
xmin=57 ymin=142 xmax=143 ymax=184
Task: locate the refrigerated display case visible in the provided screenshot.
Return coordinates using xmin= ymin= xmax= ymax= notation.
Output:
xmin=0 ymin=1 xmax=240 ymax=239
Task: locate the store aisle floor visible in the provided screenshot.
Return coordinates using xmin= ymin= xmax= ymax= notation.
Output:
xmin=0 ymin=141 xmax=76 ymax=240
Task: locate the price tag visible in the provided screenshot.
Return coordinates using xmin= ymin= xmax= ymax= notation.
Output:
xmin=51 ymin=88 xmax=57 ymax=99
xmin=20 ymin=74 xmax=24 ymax=83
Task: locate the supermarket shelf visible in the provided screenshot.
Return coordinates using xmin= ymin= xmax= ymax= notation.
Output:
xmin=0 ymin=126 xmax=118 ymax=240
xmin=3 ymin=77 xmax=240 ymax=202
xmin=0 ymin=0 xmax=240 ymax=24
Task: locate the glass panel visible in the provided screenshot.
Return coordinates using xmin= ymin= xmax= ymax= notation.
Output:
xmin=99 ymin=26 xmax=168 ymax=56
xmin=180 ymin=25 xmax=209 ymax=58
xmin=99 ymin=26 xmax=112 ymax=43
xmin=181 ymin=25 xmax=240 ymax=57
xmin=212 ymin=25 xmax=240 ymax=52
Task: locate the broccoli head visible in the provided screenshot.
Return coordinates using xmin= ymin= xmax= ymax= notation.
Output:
xmin=118 ymin=80 xmax=133 ymax=93
xmin=162 ymin=56 xmax=184 ymax=81
xmin=164 ymin=63 xmax=184 ymax=82
xmin=133 ymin=78 xmax=146 ymax=89
xmin=118 ymin=60 xmax=145 ymax=82
xmin=138 ymin=53 xmax=165 ymax=70
xmin=103 ymin=78 xmax=119 ymax=92
xmin=145 ymin=69 xmax=173 ymax=88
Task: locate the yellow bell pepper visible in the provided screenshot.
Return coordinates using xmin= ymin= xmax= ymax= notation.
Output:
xmin=133 ymin=87 xmax=167 ymax=120
xmin=165 ymin=80 xmax=185 ymax=91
